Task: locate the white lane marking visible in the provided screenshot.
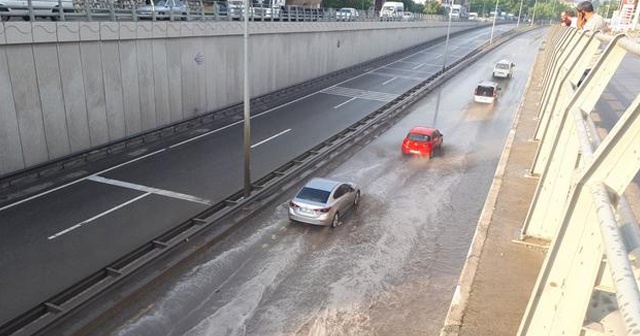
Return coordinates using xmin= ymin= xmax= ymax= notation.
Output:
xmin=87 ymin=176 xmax=212 ymax=205
xmin=333 ymin=97 xmax=358 ymax=109
xmin=382 ymin=77 xmax=397 ymax=86
xmin=1 ymin=28 xmax=494 ymax=213
xmin=251 ymin=129 xmax=292 ymax=149
xmin=47 ymin=192 xmax=151 ymax=240
xmin=412 ymin=63 xmax=425 ymax=70
xmin=170 ymin=122 xmax=238 ymax=149
xmin=0 ymin=149 xmax=166 ymax=212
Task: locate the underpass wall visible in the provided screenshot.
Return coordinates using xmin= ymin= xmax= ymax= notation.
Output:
xmin=0 ymin=21 xmax=481 ymax=176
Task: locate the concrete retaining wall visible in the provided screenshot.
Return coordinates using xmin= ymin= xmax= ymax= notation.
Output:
xmin=0 ymin=20 xmax=481 ymax=176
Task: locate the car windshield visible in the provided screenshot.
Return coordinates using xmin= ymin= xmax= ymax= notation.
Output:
xmin=476 ymin=86 xmax=495 ymax=97
xmin=496 ymin=63 xmax=510 ymax=70
xmin=339 ymin=9 xmax=351 ymax=13
xmin=296 ymin=187 xmax=331 ymax=203
xmin=407 ymin=133 xmax=431 ymax=142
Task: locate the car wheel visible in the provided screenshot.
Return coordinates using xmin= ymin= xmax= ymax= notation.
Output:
xmin=330 ymin=212 xmax=340 ymax=228
xmin=353 ymin=191 xmax=360 ymax=208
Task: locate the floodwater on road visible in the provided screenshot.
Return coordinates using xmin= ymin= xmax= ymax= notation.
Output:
xmin=96 ymin=30 xmax=544 ymax=336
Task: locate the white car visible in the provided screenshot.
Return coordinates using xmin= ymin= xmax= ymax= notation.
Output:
xmin=492 ymin=60 xmax=515 ymax=79
xmin=136 ymin=0 xmax=189 ymax=19
xmin=0 ymin=0 xmax=75 ymax=21
xmin=402 ymin=12 xmax=415 ymax=21
xmin=336 ymin=7 xmax=358 ymax=21
xmin=474 ymin=81 xmax=501 ymax=104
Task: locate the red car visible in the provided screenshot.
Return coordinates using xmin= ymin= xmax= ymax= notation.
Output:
xmin=401 ymin=126 xmax=443 ymax=158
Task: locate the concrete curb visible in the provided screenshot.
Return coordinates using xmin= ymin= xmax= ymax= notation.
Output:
xmin=439 ymin=33 xmax=545 ymax=336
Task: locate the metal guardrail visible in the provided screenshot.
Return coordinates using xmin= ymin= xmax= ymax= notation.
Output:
xmin=0 ymin=0 xmax=450 ymax=23
xmin=0 ymin=26 xmax=528 ymax=336
xmin=518 ymin=26 xmax=640 ymax=335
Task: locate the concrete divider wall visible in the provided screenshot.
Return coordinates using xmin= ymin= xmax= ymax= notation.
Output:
xmin=0 ymin=21 xmax=480 ymax=176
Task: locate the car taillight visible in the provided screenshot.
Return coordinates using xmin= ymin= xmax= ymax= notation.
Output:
xmin=318 ymin=207 xmax=332 ymax=213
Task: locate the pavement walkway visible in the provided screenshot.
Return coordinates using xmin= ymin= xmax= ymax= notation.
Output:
xmin=441 ymin=31 xmax=551 ymax=336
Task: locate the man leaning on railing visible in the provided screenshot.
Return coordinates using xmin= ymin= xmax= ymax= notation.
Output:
xmin=575 ymin=0 xmax=606 ymax=87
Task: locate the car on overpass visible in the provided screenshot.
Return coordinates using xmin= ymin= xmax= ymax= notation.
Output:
xmin=0 ymin=0 xmax=75 ymax=21
xmin=336 ymin=7 xmax=358 ymax=21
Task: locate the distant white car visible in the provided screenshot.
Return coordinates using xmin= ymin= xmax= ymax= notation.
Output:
xmin=136 ymin=0 xmax=189 ymax=19
xmin=0 ymin=0 xmax=75 ymax=21
xmin=402 ymin=12 xmax=414 ymax=21
xmin=492 ymin=60 xmax=515 ymax=79
xmin=336 ymin=7 xmax=358 ymax=21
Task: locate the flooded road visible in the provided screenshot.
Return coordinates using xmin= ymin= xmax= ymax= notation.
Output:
xmin=86 ymin=29 xmax=546 ymax=336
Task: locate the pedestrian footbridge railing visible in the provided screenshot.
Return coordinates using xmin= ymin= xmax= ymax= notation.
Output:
xmin=518 ymin=26 xmax=640 ymax=335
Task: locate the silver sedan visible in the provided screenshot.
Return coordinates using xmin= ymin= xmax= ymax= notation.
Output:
xmin=288 ymin=178 xmax=361 ymax=228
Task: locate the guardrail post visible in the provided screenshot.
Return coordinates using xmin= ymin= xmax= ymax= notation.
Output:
xmin=109 ymin=0 xmax=116 ymax=21
xmin=86 ymin=0 xmax=92 ymax=21
xmin=57 ymin=0 xmax=65 ymax=21
xmin=27 ymin=0 xmax=35 ymax=21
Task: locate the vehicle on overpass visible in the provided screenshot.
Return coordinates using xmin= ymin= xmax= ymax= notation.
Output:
xmin=473 ymin=81 xmax=501 ymax=104
xmin=0 ymin=0 xmax=75 ymax=21
xmin=401 ymin=126 xmax=444 ymax=158
xmin=379 ymin=1 xmax=403 ymax=20
xmin=136 ymin=0 xmax=189 ymax=19
xmin=449 ymin=4 xmax=467 ymax=20
xmin=230 ymin=0 xmax=322 ymax=20
xmin=402 ymin=11 xmax=415 ymax=21
xmin=336 ymin=7 xmax=358 ymax=21
xmin=289 ymin=178 xmax=361 ymax=227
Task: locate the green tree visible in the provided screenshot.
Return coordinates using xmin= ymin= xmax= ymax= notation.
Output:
xmin=597 ymin=0 xmax=619 ymax=17
xmin=321 ymin=0 xmax=373 ymax=9
xmin=423 ymin=0 xmax=443 ymax=14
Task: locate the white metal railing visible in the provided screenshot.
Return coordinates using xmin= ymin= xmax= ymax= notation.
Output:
xmin=518 ymin=26 xmax=640 ymax=335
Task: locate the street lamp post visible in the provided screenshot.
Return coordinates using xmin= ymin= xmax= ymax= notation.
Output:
xmin=442 ymin=0 xmax=454 ymax=72
xmin=243 ymin=0 xmax=251 ymax=198
xmin=530 ymin=0 xmax=538 ymax=26
xmin=490 ymin=0 xmax=499 ymax=44
xmin=516 ymin=0 xmax=524 ymax=27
